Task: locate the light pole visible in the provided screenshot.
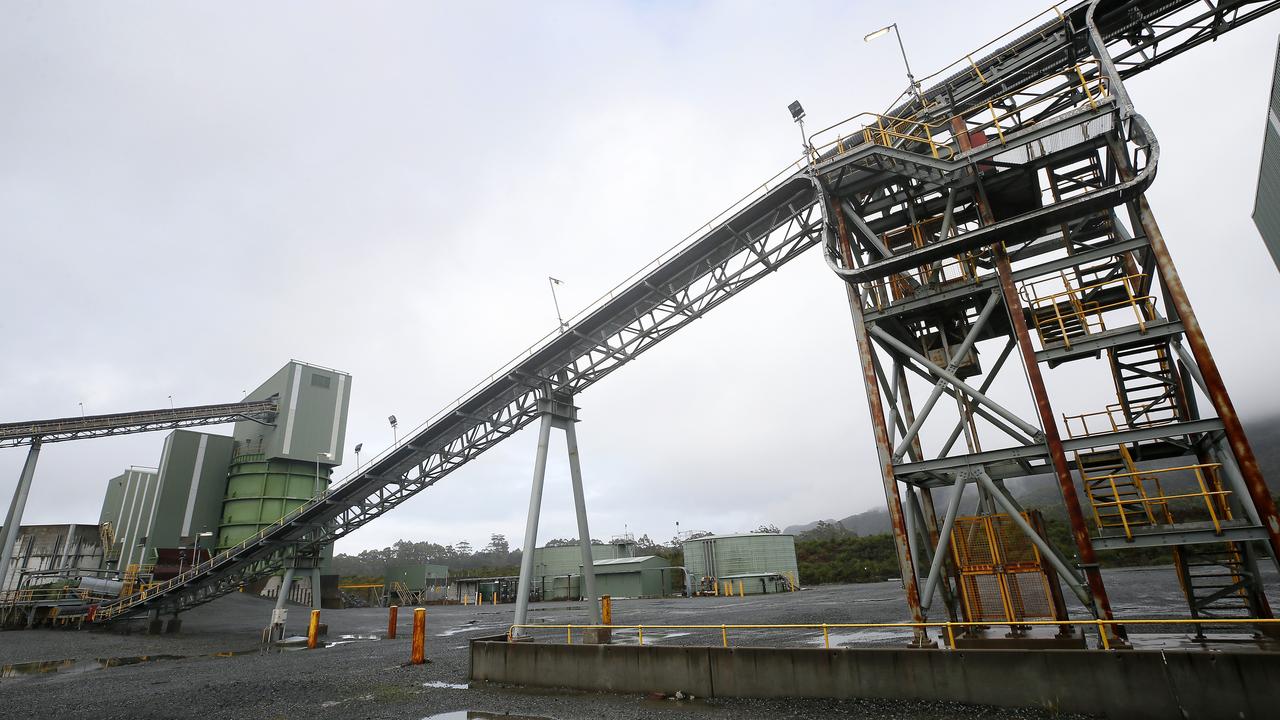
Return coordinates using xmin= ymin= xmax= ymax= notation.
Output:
xmin=788 ymin=101 xmax=812 ymax=169
xmin=315 ymin=452 xmax=333 ymax=497
xmin=548 ymin=276 xmax=568 ymax=332
xmin=354 ymin=443 xmax=363 ymax=470
xmin=388 ymin=415 xmax=398 ymax=446
xmin=865 ymin=23 xmax=923 ymax=102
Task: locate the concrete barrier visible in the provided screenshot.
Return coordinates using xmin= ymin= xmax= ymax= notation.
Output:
xmin=469 ymin=639 xmax=1280 ymax=719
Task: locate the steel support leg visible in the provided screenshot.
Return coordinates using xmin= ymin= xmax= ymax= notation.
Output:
xmin=564 ymin=422 xmax=600 ymax=625
xmin=993 ymin=247 xmax=1116 ymax=627
xmin=922 ymin=478 xmax=967 ymax=611
xmin=311 ymin=567 xmax=322 ymax=612
xmin=832 ymin=201 xmax=930 ymax=645
xmin=512 ymin=413 xmax=554 ymax=639
xmin=271 ymin=567 xmax=295 ymax=639
xmin=0 ymin=440 xmax=42 ymax=593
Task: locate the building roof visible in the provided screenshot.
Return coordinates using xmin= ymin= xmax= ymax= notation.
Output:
xmin=594 ymin=555 xmax=661 ymax=566
xmin=682 ymin=532 xmax=794 ymax=542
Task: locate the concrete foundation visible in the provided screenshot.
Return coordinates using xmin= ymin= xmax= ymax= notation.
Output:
xmin=469 ymin=639 xmax=1280 ymax=719
xmin=164 ymin=617 xmax=182 ymax=634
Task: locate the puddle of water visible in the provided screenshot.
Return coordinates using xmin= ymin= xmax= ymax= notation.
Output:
xmin=325 ymin=634 xmax=381 ymax=648
xmin=1 ymin=654 xmax=185 ymax=679
xmin=437 ymin=624 xmax=501 ymax=638
xmin=423 ymin=680 xmax=469 ymax=689
xmin=1 ymin=639 xmax=336 ymax=681
xmin=419 ymin=707 xmax=550 ymax=712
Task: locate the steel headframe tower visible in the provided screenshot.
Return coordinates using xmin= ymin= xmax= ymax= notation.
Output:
xmin=813 ymin=2 xmax=1280 ymax=646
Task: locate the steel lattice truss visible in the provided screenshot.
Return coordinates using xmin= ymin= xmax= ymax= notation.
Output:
xmin=0 ymin=400 xmax=279 ymax=449
xmin=91 ymin=0 xmax=1280 ymax=621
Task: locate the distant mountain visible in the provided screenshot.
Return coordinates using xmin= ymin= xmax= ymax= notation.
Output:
xmin=784 ymin=414 xmax=1280 ymax=536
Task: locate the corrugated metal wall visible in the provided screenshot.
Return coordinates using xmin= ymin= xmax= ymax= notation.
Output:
xmin=683 ymin=534 xmax=800 ymax=585
xmin=1253 ymin=37 xmax=1280 ymax=270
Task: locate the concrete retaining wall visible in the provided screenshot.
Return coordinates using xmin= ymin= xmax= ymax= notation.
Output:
xmin=470 ymin=640 xmax=1280 ymax=719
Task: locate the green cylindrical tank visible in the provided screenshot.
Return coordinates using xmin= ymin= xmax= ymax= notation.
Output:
xmin=217 ymin=453 xmax=331 ymax=550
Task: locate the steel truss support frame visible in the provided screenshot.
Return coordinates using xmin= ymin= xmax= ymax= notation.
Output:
xmin=86 ymin=0 xmax=1280 ymax=626
xmin=512 ymin=396 xmax=600 ymax=638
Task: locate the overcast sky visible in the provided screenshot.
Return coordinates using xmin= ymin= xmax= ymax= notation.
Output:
xmin=3 ymin=1 xmax=1278 ymax=556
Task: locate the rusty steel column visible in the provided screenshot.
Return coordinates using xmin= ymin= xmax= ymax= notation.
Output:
xmin=1134 ymin=196 xmax=1280 ymax=565
xmin=832 ymin=199 xmax=929 ymax=639
xmin=992 ymin=250 xmax=1116 ymax=626
xmin=951 ymin=114 xmax=1116 ymax=626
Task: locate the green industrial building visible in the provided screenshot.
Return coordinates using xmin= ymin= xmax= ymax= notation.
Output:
xmin=531 ymin=540 xmax=637 ymax=601
xmin=383 ymin=562 xmax=448 ymax=593
xmin=683 ymin=533 xmax=799 ymax=595
xmin=95 ymin=360 xmax=351 ymax=597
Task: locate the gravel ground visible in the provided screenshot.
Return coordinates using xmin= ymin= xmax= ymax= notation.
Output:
xmin=1 ymin=565 xmax=1275 ymax=720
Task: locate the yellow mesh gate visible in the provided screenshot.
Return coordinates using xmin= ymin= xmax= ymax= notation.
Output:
xmin=950 ymin=513 xmax=1057 ymax=623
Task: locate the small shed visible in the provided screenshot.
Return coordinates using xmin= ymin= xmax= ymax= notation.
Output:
xmin=383 ymin=562 xmax=448 ymax=593
xmin=592 ymin=555 xmax=674 ymax=598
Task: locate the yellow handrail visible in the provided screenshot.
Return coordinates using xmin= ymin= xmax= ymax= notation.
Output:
xmin=509 ymin=616 xmax=1280 ymax=650
xmin=811 ymin=59 xmax=1109 ymax=163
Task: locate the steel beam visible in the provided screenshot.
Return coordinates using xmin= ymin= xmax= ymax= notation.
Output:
xmin=0 ymin=440 xmax=41 ymax=593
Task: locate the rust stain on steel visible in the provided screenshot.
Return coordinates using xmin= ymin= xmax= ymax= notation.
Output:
xmin=993 ymin=248 xmax=1117 ymax=626
xmin=1135 ymin=196 xmax=1280 ymax=568
xmin=955 ymin=114 xmax=1117 ymax=627
xmin=832 ymin=197 xmax=927 ymax=629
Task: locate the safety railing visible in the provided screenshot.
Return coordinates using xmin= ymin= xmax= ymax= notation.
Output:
xmin=1019 ymin=273 xmax=1154 ymax=349
xmin=809 ymin=58 xmax=1110 ymax=167
xmin=0 ymin=585 xmax=120 ymax=607
xmin=1084 ymin=462 xmax=1232 ymax=541
xmin=1062 ymin=402 xmax=1181 ymax=439
xmin=508 ymin=617 xmax=1280 ymax=652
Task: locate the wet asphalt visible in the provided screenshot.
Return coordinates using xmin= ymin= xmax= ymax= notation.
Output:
xmin=1 ymin=566 xmax=1275 ymax=719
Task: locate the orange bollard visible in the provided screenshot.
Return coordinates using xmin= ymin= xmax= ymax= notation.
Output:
xmin=307 ymin=609 xmax=321 ymax=649
xmin=387 ymin=605 xmax=398 ymax=639
xmin=492 ymin=591 xmax=497 ymax=605
xmin=601 ymin=595 xmax=612 ymax=625
xmin=411 ymin=608 xmax=426 ymax=664
xmin=478 ymin=592 xmax=483 ymax=606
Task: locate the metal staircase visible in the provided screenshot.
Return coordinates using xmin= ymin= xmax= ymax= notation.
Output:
xmin=1109 ymin=342 xmax=1185 ymax=429
xmin=1174 ymin=544 xmax=1263 ymax=621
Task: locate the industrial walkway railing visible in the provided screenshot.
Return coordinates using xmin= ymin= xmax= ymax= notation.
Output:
xmin=510 ymin=617 xmax=1280 ymax=651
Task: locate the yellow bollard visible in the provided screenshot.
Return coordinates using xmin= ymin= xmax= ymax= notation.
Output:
xmin=307 ymin=609 xmax=321 ymax=649
xmin=492 ymin=591 xmax=498 ymax=605
xmin=387 ymin=605 xmax=398 ymax=640
xmin=737 ymin=580 xmax=744 ymax=598
xmin=478 ymin=592 xmax=483 ymax=606
xmin=601 ymin=595 xmax=612 ymax=625
xmin=411 ymin=608 xmax=426 ymax=664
